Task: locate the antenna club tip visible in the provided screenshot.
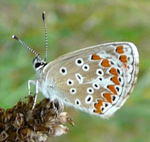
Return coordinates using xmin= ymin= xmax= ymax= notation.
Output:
xmin=42 ymin=11 xmax=46 ymax=21
xmin=12 ymin=35 xmax=19 ymax=40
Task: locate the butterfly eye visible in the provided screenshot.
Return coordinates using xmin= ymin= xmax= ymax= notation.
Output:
xmin=35 ymin=62 xmax=41 ymax=68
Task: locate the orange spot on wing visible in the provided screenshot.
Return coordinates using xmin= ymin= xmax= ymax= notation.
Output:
xmin=109 ymin=67 xmax=118 ymax=76
xmin=101 ymin=59 xmax=111 ymax=67
xmin=119 ymin=55 xmax=128 ymax=63
xmin=116 ymin=46 xmax=124 ymax=54
xmin=107 ymin=85 xmax=117 ymax=94
xmin=103 ymin=93 xmax=112 ymax=103
xmin=91 ymin=54 xmax=101 ymax=60
xmin=111 ymin=76 xmax=120 ymax=85
xmin=94 ymin=100 xmax=103 ymax=113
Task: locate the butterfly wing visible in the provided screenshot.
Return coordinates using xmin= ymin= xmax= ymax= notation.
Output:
xmin=43 ymin=42 xmax=139 ymax=118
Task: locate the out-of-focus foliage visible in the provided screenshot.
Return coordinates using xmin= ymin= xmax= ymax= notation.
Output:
xmin=0 ymin=0 xmax=150 ymax=142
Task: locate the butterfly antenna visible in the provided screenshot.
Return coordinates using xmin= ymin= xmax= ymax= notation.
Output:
xmin=12 ymin=35 xmax=40 ymax=57
xmin=42 ymin=11 xmax=48 ymax=61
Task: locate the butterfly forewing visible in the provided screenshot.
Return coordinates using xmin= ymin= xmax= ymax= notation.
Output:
xmin=42 ymin=42 xmax=139 ymax=118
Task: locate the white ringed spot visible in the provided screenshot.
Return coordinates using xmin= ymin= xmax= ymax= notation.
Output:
xmin=87 ymin=87 xmax=94 ymax=94
xmin=92 ymin=83 xmax=100 ymax=90
xmin=67 ymin=79 xmax=74 ymax=86
xmin=85 ymin=95 xmax=93 ymax=104
xmin=97 ymin=76 xmax=103 ymax=82
xmin=75 ymin=58 xmax=84 ymax=66
xmin=75 ymin=73 xmax=83 ymax=84
xmin=82 ymin=64 xmax=90 ymax=72
xmin=75 ymin=99 xmax=81 ymax=106
xmin=59 ymin=67 xmax=67 ymax=75
xmin=70 ymin=88 xmax=77 ymax=95
xmin=96 ymin=68 xmax=104 ymax=76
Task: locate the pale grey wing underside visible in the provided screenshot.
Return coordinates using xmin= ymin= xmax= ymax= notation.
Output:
xmin=43 ymin=42 xmax=139 ymax=118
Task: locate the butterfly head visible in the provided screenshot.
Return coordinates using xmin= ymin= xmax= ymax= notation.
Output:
xmin=11 ymin=35 xmax=47 ymax=72
xmin=33 ymin=56 xmax=47 ymax=72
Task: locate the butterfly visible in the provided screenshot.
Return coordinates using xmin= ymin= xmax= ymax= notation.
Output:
xmin=12 ymin=12 xmax=139 ymax=119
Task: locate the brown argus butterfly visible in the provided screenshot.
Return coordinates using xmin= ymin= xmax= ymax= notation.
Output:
xmin=12 ymin=12 xmax=139 ymax=118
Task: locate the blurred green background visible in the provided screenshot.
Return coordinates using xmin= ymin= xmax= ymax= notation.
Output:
xmin=0 ymin=0 xmax=150 ymax=142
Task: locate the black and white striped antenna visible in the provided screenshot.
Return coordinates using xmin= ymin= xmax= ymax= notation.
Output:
xmin=42 ymin=11 xmax=48 ymax=61
xmin=12 ymin=35 xmax=40 ymax=57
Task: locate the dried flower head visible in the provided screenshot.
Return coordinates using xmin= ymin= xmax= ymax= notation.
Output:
xmin=0 ymin=96 xmax=74 ymax=142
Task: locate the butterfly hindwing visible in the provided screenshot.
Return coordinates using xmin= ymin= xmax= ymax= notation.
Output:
xmin=43 ymin=42 xmax=139 ymax=118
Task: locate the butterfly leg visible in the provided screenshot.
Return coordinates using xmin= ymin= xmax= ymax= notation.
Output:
xmin=32 ymin=80 xmax=39 ymax=109
xmin=28 ymin=80 xmax=39 ymax=109
xmin=28 ymin=80 xmax=36 ymax=95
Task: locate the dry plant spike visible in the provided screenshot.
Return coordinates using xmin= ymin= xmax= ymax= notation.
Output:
xmin=0 ymin=96 xmax=74 ymax=142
